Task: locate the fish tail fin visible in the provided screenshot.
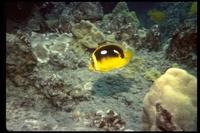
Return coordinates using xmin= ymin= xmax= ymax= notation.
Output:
xmin=125 ymin=48 xmax=133 ymax=60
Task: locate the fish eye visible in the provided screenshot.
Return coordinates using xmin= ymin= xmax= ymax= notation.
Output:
xmin=101 ymin=50 xmax=107 ymax=55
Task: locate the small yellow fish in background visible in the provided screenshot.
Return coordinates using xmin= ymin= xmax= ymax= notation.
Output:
xmin=190 ymin=2 xmax=197 ymax=15
xmin=89 ymin=43 xmax=133 ymax=72
xmin=147 ymin=10 xmax=166 ymax=23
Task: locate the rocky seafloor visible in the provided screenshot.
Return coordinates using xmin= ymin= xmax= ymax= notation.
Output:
xmin=6 ymin=42 xmax=196 ymax=131
xmin=6 ymin=2 xmax=197 ymax=131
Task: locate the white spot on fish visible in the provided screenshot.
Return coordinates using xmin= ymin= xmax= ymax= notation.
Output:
xmin=101 ymin=50 xmax=107 ymax=55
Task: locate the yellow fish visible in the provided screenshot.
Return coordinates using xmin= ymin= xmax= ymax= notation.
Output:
xmin=89 ymin=43 xmax=133 ymax=72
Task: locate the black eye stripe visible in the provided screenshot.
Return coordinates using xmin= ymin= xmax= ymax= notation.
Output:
xmin=94 ymin=45 xmax=124 ymax=61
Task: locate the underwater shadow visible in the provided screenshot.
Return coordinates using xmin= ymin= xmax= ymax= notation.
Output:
xmin=91 ymin=74 xmax=133 ymax=97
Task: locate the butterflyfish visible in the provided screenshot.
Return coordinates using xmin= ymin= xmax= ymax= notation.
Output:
xmin=89 ymin=43 xmax=133 ymax=72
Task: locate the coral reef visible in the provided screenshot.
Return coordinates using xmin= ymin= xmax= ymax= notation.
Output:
xmin=112 ymin=2 xmax=129 ymax=14
xmin=166 ymin=24 xmax=197 ymax=68
xmin=7 ymin=2 xmax=104 ymax=34
xmin=7 ymin=30 xmax=90 ymax=110
xmin=144 ymin=25 xmax=161 ymax=51
xmin=102 ymin=2 xmax=140 ymax=33
xmin=159 ymin=2 xmax=197 ymax=42
xmin=29 ymin=32 xmax=72 ymax=64
xmin=72 ymin=110 xmax=86 ymax=122
xmin=92 ymin=109 xmax=126 ymax=131
xmin=32 ymin=44 xmax=50 ymax=63
xmin=6 ymin=2 xmax=197 ymax=131
xmin=71 ymin=20 xmax=106 ymax=54
xmin=127 ymin=28 xmax=147 ymax=49
xmin=144 ymin=69 xmax=161 ymax=82
xmin=142 ymin=68 xmax=197 ymax=131
xmin=61 ymin=2 xmax=103 ymax=23
xmin=116 ymin=24 xmax=134 ymax=41
xmin=111 ymin=24 xmax=144 ymax=50
xmin=171 ymin=63 xmax=179 ymax=68
xmin=106 ymin=33 xmax=117 ymax=43
xmin=6 ymin=32 xmax=37 ymax=86
xmin=49 ymin=2 xmax=104 ymax=33
xmin=27 ymin=6 xmax=47 ymax=32
xmin=27 ymin=73 xmax=91 ymax=109
xmin=137 ymin=29 xmax=147 ymax=39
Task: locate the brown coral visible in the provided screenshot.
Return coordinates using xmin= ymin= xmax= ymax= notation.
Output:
xmin=144 ymin=24 xmax=161 ymax=51
xmin=92 ymin=109 xmax=126 ymax=131
xmin=155 ymin=103 xmax=176 ymax=131
xmin=166 ymin=24 xmax=197 ymax=68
